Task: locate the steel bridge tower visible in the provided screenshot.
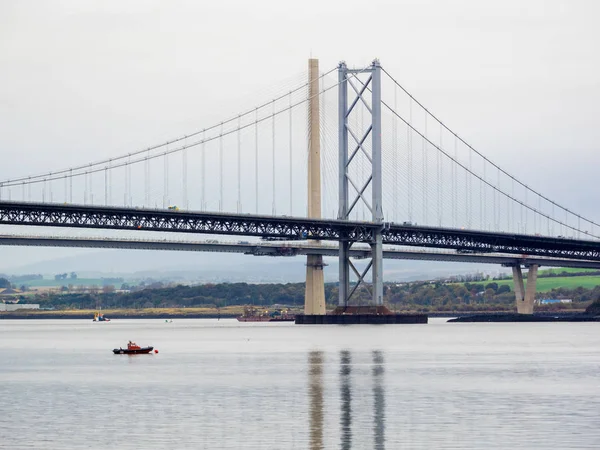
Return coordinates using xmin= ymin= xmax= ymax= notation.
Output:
xmin=338 ymin=60 xmax=384 ymax=307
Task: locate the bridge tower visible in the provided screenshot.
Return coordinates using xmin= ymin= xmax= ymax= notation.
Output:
xmin=337 ymin=60 xmax=384 ymax=307
xmin=304 ymin=58 xmax=326 ymax=315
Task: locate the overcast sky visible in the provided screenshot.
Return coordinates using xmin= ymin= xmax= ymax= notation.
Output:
xmin=0 ymin=0 xmax=598 ymax=271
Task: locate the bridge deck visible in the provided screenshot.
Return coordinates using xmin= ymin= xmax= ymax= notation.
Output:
xmin=0 ymin=201 xmax=599 ymax=262
xmin=2 ymin=234 xmax=600 ymax=269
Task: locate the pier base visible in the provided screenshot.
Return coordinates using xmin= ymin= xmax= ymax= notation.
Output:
xmin=296 ymin=306 xmax=427 ymax=324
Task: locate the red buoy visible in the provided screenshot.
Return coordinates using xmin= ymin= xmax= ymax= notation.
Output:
xmin=154 ymin=349 xmax=159 ymax=353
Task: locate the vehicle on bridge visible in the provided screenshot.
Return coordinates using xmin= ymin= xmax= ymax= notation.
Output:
xmin=261 ymin=234 xmax=306 ymax=241
xmin=275 ymin=247 xmax=296 ymax=256
xmin=456 ymin=248 xmax=494 ymax=254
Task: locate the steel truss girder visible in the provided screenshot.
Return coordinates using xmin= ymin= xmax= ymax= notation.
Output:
xmin=382 ymin=226 xmax=600 ymax=260
xmin=0 ymin=201 xmax=599 ymax=261
xmin=0 ymin=201 xmax=374 ymax=242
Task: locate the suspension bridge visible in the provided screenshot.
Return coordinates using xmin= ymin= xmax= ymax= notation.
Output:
xmin=1 ymin=58 xmax=599 ymax=315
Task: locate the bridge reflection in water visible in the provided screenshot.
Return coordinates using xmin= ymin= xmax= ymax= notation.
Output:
xmin=340 ymin=350 xmax=352 ymax=449
xmin=308 ymin=350 xmax=386 ymax=449
xmin=372 ymin=350 xmax=385 ymax=450
xmin=308 ymin=351 xmax=324 ymax=450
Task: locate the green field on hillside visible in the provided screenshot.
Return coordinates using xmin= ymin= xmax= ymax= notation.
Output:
xmin=538 ymin=267 xmax=598 ymax=276
xmin=478 ymin=276 xmax=600 ymax=292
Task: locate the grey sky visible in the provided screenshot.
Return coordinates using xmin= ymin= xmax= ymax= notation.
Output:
xmin=0 ymin=0 xmax=598 ymax=271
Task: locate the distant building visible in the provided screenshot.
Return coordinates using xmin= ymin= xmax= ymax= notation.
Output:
xmin=0 ymin=288 xmax=23 ymax=301
xmin=0 ymin=303 xmax=40 ymax=311
xmin=538 ymin=299 xmax=572 ymax=305
xmin=0 ymin=287 xmax=22 ymax=295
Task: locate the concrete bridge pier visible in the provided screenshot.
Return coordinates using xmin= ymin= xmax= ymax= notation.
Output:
xmin=304 ymin=58 xmax=326 ymax=315
xmin=511 ymin=264 xmax=538 ymax=314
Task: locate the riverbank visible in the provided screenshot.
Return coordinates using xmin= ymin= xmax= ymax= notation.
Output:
xmin=448 ymin=313 xmax=600 ymax=323
xmin=1 ymin=308 xmax=590 ymax=320
xmin=0 ymin=307 xmax=249 ymax=320
xmin=0 ymin=306 xmax=312 ymax=320
xmin=427 ymin=310 xmax=587 ymax=318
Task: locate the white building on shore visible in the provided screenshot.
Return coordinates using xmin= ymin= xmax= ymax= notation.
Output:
xmin=0 ymin=303 xmax=40 ymax=311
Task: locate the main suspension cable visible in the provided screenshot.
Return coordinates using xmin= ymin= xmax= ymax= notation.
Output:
xmin=1 ymin=67 xmax=337 ymax=186
xmin=381 ymin=67 xmax=598 ymax=231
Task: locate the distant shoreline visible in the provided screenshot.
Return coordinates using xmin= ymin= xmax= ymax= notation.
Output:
xmin=0 ymin=313 xmax=238 ymax=320
xmin=0 ymin=309 xmax=587 ymax=320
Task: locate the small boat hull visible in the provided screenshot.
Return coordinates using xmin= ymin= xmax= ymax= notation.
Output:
xmin=93 ymin=312 xmax=110 ymax=322
xmin=113 ymin=346 xmax=154 ymax=355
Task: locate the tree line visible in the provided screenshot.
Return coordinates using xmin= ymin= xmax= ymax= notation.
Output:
xmin=6 ymin=275 xmax=598 ymax=313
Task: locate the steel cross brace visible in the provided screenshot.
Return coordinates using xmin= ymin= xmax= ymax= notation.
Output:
xmin=347 ymin=257 xmax=374 ymax=301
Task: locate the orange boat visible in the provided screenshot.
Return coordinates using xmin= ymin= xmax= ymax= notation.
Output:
xmin=93 ymin=312 xmax=110 ymax=322
xmin=113 ymin=341 xmax=154 ymax=355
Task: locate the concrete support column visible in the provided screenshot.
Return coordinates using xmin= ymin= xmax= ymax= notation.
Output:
xmin=304 ymin=58 xmax=326 ymax=315
xmin=523 ymin=264 xmax=538 ymax=314
xmin=512 ymin=265 xmax=525 ymax=304
xmin=512 ymin=264 xmax=538 ymax=314
xmin=305 ymin=255 xmax=325 ymax=314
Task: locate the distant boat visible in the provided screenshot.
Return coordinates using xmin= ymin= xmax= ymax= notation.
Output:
xmin=237 ymin=306 xmax=295 ymax=322
xmin=93 ymin=312 xmax=110 ymax=322
xmin=113 ymin=341 xmax=154 ymax=355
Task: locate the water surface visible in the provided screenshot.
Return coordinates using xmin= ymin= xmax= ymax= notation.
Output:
xmin=1 ymin=319 xmax=599 ymax=449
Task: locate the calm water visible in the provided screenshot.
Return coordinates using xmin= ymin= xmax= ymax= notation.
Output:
xmin=1 ymin=318 xmax=599 ymax=449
